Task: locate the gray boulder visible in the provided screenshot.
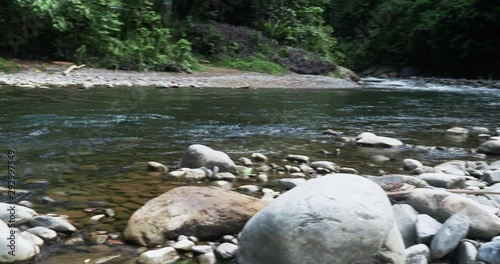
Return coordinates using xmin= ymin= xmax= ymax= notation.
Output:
xmin=416 ymin=173 xmax=465 ymax=189
xmin=434 ymin=160 xmax=468 ymax=176
xmin=416 ymin=214 xmax=442 ymax=244
xmin=430 ymin=214 xmax=470 ymax=259
xmin=124 ymin=186 xmax=265 ymax=247
xmin=179 ymin=144 xmax=236 ymax=172
xmin=286 ymin=154 xmax=310 ymax=163
xmin=393 ymin=204 xmax=419 ymax=248
xmin=477 ymin=240 xmax=500 ymax=264
xmin=237 ymin=174 xmax=405 ymax=264
xmin=478 ymin=140 xmax=500 ymax=155
xmin=356 ymin=133 xmax=403 ymax=148
xmin=29 ymin=215 xmax=76 ymax=232
xmin=485 ymin=170 xmax=500 ymax=185
xmin=0 ymin=220 xmax=39 ymax=263
xmin=0 ymin=203 xmax=37 ymax=225
xmin=216 ymin=242 xmax=238 ymax=259
xmin=407 ymin=189 xmax=500 ymax=239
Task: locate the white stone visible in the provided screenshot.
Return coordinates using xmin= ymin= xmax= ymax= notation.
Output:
xmin=216 ymin=242 xmax=238 ymax=259
xmin=446 ymin=127 xmax=469 ymax=135
xmin=173 ymin=239 xmax=195 ymax=251
xmin=416 ymin=173 xmax=465 ymax=189
xmin=405 ymin=244 xmax=430 ymax=264
xmin=197 ymin=252 xmax=216 ymax=264
xmin=0 ymin=220 xmax=39 ymax=263
xmin=0 ymin=203 xmax=37 ymax=225
xmin=137 ymin=247 xmax=179 ymax=264
xmin=147 ymin=161 xmax=168 ymax=172
xmin=251 ymin=153 xmax=268 ymax=162
xmin=237 ymin=185 xmax=259 ymax=193
xmin=403 ymin=159 xmax=423 ymax=170
xmin=356 ymin=132 xmax=403 ymax=147
xmin=27 ymin=226 xmax=58 ymax=241
xmin=29 ymin=215 xmax=76 ymax=232
xmin=416 ymin=214 xmax=442 ymax=244
xmin=393 ymin=204 xmax=419 ymax=248
xmin=310 ymin=161 xmax=338 ymax=172
xmin=179 ymin=144 xmax=236 ymax=172
xmin=286 ymin=154 xmax=310 ymax=163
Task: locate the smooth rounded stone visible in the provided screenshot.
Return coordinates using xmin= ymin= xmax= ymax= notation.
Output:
xmin=147 ymin=161 xmax=168 ymax=172
xmin=485 ymin=170 xmax=500 ymax=184
xmin=238 ymin=157 xmax=253 ymax=166
xmin=286 ymin=154 xmax=310 ymax=163
xmin=27 ymin=226 xmax=58 ymax=241
xmin=24 ymin=232 xmax=44 ymax=247
xmin=471 ymin=127 xmax=491 ymax=135
xmin=404 ymin=159 xmax=424 ymax=171
xmin=198 ymin=252 xmax=216 ymax=264
xmin=177 ymin=235 xmax=188 ymax=241
xmin=310 ymin=161 xmax=338 ymax=172
xmin=435 ymin=161 xmax=468 ymax=176
xmin=256 ymin=174 xmax=268 ymax=182
xmin=277 ymin=178 xmax=307 ymax=190
xmin=237 ymin=185 xmax=259 ymax=193
xmin=491 ymin=160 xmax=500 ymax=168
xmin=416 ymin=173 xmax=466 ymax=189
xmin=285 ymin=165 xmax=301 ymax=173
xmin=18 ymin=201 xmax=34 ymax=208
xmin=254 ymin=165 xmax=271 ymax=173
xmin=237 ymin=174 xmax=405 ymax=264
xmin=0 ymin=221 xmax=39 ymax=263
xmin=407 ymin=189 xmax=500 ymax=239
xmin=446 ymin=127 xmax=469 ymax=135
xmin=89 ymin=214 xmax=106 ymax=224
xmin=174 ymin=239 xmax=195 ymax=251
xmin=290 ymin=172 xmax=306 ymax=178
xmin=211 ymin=172 xmax=236 ymax=181
xmin=299 ymin=164 xmax=315 ymax=173
xmin=29 ymin=215 xmax=76 ymax=232
xmin=411 ymin=166 xmax=439 ymax=175
xmin=405 ymin=244 xmax=430 ymax=264
xmin=478 ymin=140 xmax=500 ymax=155
xmin=477 ymin=241 xmax=500 ymax=264
xmin=168 ymin=169 xmax=187 ymax=178
xmin=465 ymin=180 xmax=487 ymax=188
xmin=222 ymin=234 xmax=238 ymax=244
xmin=356 ymin=133 xmax=403 ymax=148
xmin=192 ymin=245 xmax=213 ymax=254
xmin=137 ymin=247 xmax=179 ymax=264
xmin=210 ymin=180 xmax=232 ymax=190
xmin=124 ymin=187 xmax=265 ymax=247
xmin=454 ymin=241 xmax=479 ymax=264
xmin=185 ymin=169 xmax=208 ymax=181
xmin=368 ymin=174 xmax=431 ymax=191
xmin=430 ymin=214 xmax=470 ymax=259
xmin=179 ymin=144 xmax=236 ymax=173
xmin=338 ymin=167 xmax=358 ymax=174
xmin=251 ymin=153 xmax=268 ymax=162
xmin=372 ymin=155 xmax=391 ymax=162
xmin=322 ymin=129 xmax=343 ymax=136
xmin=0 ymin=203 xmax=37 ymax=225
xmin=416 ymin=214 xmax=442 ymax=244
xmin=393 ymin=204 xmax=419 ymax=248
xmin=216 ymin=242 xmax=238 ymax=259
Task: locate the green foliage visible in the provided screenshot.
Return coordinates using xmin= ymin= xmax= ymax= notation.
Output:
xmin=214 ymin=55 xmax=288 ymax=75
xmin=0 ymin=57 xmax=19 ymax=73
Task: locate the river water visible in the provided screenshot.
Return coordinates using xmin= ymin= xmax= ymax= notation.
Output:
xmin=0 ymin=79 xmax=499 ymax=262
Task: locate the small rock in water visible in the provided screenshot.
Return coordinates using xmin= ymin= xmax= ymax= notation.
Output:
xmin=277 ymin=178 xmax=307 ymax=189
xmin=251 ymin=153 xmax=268 ymax=162
xmin=310 ymin=161 xmax=338 ymax=172
xmin=470 ymin=126 xmax=490 ymax=135
xmin=404 ymin=159 xmax=423 ymax=171
xmin=286 ymin=154 xmax=310 ymax=163
xmin=338 ymin=167 xmax=358 ymax=174
xmin=238 ymin=157 xmax=253 ymax=166
xmin=371 ymin=155 xmax=391 ymax=162
xmin=237 ymin=185 xmax=259 ymax=193
xmin=446 ymin=127 xmax=469 ymax=135
xmin=137 ymin=247 xmax=179 ymax=264
xmin=216 ymin=242 xmax=238 ymax=259
xmin=430 ymin=214 xmax=470 ymax=259
xmin=478 ymin=140 xmax=500 ymax=155
xmin=256 ymin=174 xmax=268 ymax=182
xmin=416 ymin=214 xmax=442 ymax=244
xmin=210 ymin=180 xmax=232 ymax=190
xmin=147 ymin=161 xmax=168 ymax=172
xmin=322 ymin=129 xmax=343 ymax=136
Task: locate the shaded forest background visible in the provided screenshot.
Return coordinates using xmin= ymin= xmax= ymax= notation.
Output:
xmin=0 ymin=0 xmax=499 ymax=78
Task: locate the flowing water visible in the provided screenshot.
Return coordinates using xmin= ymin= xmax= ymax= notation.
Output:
xmin=0 ymin=79 xmax=499 ymax=263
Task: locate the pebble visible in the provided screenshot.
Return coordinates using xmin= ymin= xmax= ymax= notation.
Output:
xmin=256 ymin=174 xmax=268 ymax=182
xmin=147 ymin=161 xmax=168 ymax=172
xmin=404 ymin=159 xmax=424 ymax=170
xmin=286 ymin=154 xmax=310 ymax=163
xmin=251 ymin=153 xmax=268 ymax=162
xmin=238 ymin=157 xmax=253 ymax=166
xmin=27 ymin=227 xmax=58 ymax=241
xmin=216 ymin=242 xmax=238 ymax=259
xmin=173 ymin=239 xmax=195 ymax=251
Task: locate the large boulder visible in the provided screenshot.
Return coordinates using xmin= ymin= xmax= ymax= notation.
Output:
xmin=356 ymin=132 xmax=403 ymax=148
xmin=237 ymin=174 xmax=405 ymax=264
xmin=124 ymin=186 xmax=265 ymax=247
xmin=478 ymin=140 xmax=500 ymax=155
xmin=0 ymin=220 xmax=39 ymax=263
xmin=179 ymin=144 xmax=237 ymax=172
xmin=407 ymin=189 xmax=500 ymax=239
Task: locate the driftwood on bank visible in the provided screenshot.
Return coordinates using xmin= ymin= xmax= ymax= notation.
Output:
xmin=63 ymin=64 xmax=86 ymax=76
xmin=387 ymin=189 xmax=500 ymax=199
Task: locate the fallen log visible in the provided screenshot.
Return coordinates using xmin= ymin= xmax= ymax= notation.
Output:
xmin=63 ymin=64 xmax=86 ymax=76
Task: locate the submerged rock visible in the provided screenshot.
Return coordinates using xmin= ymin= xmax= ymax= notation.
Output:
xmin=237 ymin=174 xmax=405 ymax=264
xmin=356 ymin=132 xmax=403 ymax=148
xmin=124 ymin=186 xmax=265 ymax=247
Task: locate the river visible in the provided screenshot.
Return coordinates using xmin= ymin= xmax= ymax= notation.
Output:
xmin=0 ymin=78 xmax=499 ymax=263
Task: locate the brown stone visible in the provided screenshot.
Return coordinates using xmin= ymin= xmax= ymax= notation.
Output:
xmin=123 ymin=186 xmax=266 ymax=247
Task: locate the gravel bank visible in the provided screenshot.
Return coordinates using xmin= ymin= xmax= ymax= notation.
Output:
xmin=0 ymin=62 xmax=360 ymax=89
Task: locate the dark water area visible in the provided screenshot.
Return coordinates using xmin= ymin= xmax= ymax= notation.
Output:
xmin=0 ymin=81 xmax=499 ymax=262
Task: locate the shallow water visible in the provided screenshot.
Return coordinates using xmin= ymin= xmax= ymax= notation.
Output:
xmin=0 ymin=80 xmax=499 ymax=262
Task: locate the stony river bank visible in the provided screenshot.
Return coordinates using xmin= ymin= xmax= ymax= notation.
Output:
xmin=0 ymin=62 xmax=359 ymax=89
xmin=1 ymin=127 xmax=500 ymax=264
